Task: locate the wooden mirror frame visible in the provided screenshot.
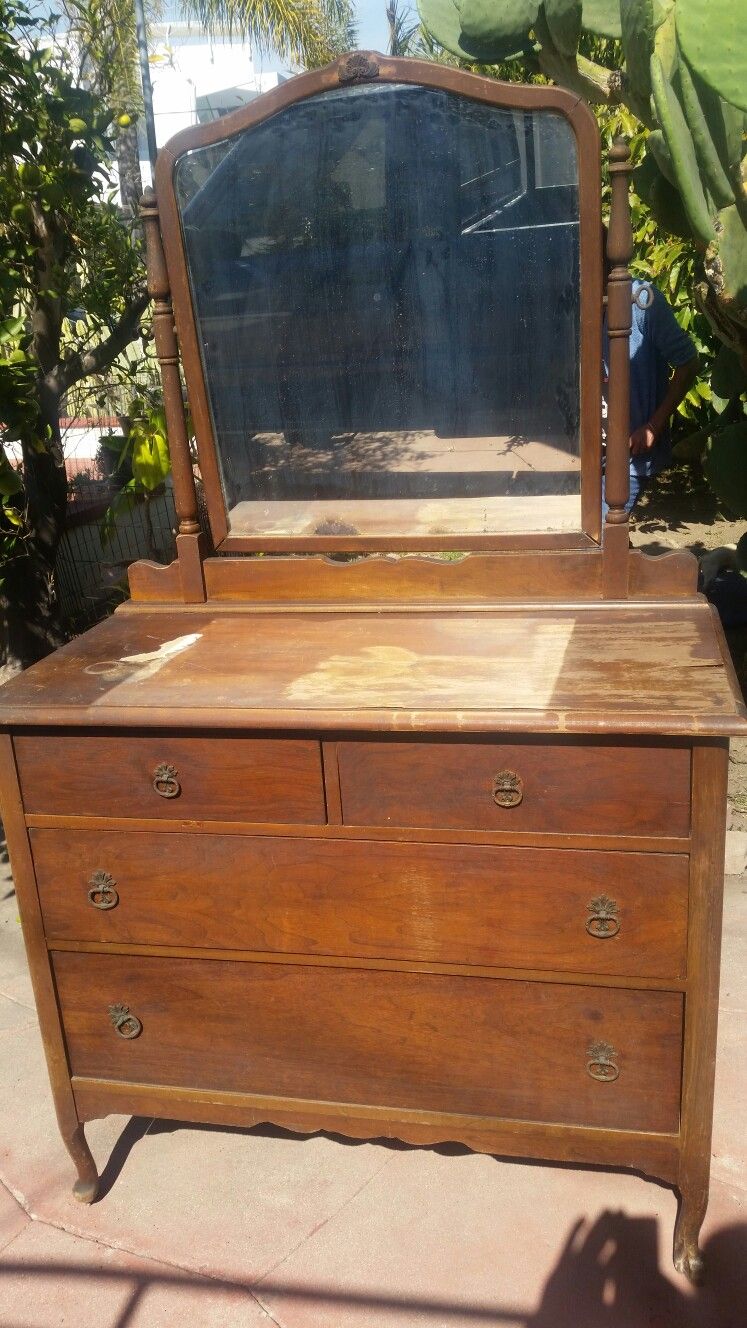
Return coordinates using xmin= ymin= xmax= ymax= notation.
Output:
xmin=152 ymin=52 xmax=603 ymax=556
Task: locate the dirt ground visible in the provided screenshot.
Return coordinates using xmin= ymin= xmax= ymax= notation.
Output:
xmin=629 ymin=460 xmax=747 ymax=829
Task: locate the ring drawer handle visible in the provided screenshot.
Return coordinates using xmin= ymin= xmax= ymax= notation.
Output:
xmin=87 ymin=870 xmax=119 ymax=911
xmin=109 ymin=1003 xmax=142 ymax=1040
xmin=587 ymin=1040 xmax=619 ymax=1083
xmin=492 ymin=770 xmax=523 ymax=808
xmin=153 ymin=763 xmax=180 ymax=799
xmin=586 ymin=895 xmax=620 ymax=939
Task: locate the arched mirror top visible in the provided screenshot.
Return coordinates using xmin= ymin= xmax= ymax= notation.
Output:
xmin=155 ymin=54 xmax=602 ymax=553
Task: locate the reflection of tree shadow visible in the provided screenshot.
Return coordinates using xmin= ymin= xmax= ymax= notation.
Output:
xmin=231 ymin=429 xmax=581 ymax=501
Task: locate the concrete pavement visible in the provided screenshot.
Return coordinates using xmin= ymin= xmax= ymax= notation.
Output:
xmin=0 ymin=850 xmax=744 ymax=1328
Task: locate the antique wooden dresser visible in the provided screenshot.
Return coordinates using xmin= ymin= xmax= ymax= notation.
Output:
xmin=1 ymin=53 xmax=744 ymax=1283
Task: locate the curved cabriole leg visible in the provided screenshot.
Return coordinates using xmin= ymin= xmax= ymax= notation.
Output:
xmin=63 ymin=1123 xmax=100 ymax=1204
xmin=673 ymin=1186 xmax=707 ymax=1284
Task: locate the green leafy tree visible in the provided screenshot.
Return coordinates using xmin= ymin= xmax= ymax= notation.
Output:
xmin=1 ymin=0 xmax=358 ymax=673
xmin=0 ymin=0 xmax=151 ymax=672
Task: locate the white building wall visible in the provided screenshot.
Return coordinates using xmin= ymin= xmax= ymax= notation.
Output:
xmin=140 ymin=23 xmax=284 ymax=182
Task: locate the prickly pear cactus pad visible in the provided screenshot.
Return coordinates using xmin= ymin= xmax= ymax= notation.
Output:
xmin=676 ymin=0 xmax=747 ymax=114
xmin=707 ymin=203 xmax=747 ymax=332
xmin=620 ymin=0 xmax=656 ymax=102
xmin=705 ymin=421 xmax=747 ymax=518
xmin=544 ymin=0 xmax=583 ymax=56
xmin=582 ymin=0 xmax=622 ymax=37
xmin=459 ymin=0 xmax=539 ymax=44
xmin=416 ymin=0 xmax=530 ymax=59
xmin=650 ymin=52 xmax=714 ymax=245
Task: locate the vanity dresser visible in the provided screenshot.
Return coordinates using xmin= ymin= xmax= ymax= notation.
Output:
xmin=1 ymin=52 xmax=744 ymax=1283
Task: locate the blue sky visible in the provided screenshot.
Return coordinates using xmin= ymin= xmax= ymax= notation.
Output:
xmin=356 ymin=0 xmax=395 ymax=53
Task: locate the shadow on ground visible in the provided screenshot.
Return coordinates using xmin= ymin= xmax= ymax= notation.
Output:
xmin=41 ymin=1116 xmax=739 ymax=1328
xmin=1 ymin=1211 xmax=744 ymax=1328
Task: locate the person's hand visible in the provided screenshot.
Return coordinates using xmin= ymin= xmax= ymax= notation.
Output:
xmin=629 ymin=422 xmax=658 ymax=455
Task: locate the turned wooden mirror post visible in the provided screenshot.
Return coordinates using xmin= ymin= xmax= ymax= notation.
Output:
xmin=140 ymin=184 xmax=207 ymax=603
xmin=603 ymin=137 xmax=633 ymax=597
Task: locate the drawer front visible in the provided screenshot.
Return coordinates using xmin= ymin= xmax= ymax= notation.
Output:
xmin=54 ymin=952 xmax=683 ymax=1133
xmin=337 ymin=740 xmax=691 ymax=837
xmin=34 ymin=830 xmax=689 ymax=979
xmin=15 ymin=734 xmax=325 ymax=824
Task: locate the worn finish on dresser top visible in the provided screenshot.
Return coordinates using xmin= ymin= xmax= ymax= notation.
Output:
xmin=1 ymin=52 xmax=744 ymax=1287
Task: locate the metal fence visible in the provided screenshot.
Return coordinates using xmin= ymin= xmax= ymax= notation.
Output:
xmin=57 ymin=485 xmax=178 ymax=635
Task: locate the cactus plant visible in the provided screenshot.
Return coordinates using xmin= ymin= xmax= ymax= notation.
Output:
xmin=650 ymin=53 xmax=714 ymax=245
xmin=545 ymin=0 xmax=583 ymax=58
xmin=619 ymin=0 xmax=656 ymax=103
xmin=415 ymin=0 xmax=747 ymax=364
xmin=459 ymin=0 xmax=539 ymax=45
xmin=416 ymin=0 xmax=528 ymax=59
xmin=676 ymin=0 xmax=747 ymax=114
xmin=582 ymin=1 xmax=622 ymax=38
xmin=676 ymin=58 xmax=734 ymax=210
xmin=704 ymin=422 xmax=747 ymax=517
xmin=634 ymin=151 xmax=691 ymax=239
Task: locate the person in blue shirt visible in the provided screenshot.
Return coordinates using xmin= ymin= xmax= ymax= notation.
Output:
xmin=603 ymin=235 xmax=699 ymax=513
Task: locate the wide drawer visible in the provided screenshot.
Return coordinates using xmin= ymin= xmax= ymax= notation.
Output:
xmin=34 ymin=830 xmax=689 ymax=979
xmin=15 ymin=733 xmax=325 ymax=824
xmin=54 ymin=952 xmax=683 ymax=1133
xmin=336 ymin=739 xmax=691 ymax=837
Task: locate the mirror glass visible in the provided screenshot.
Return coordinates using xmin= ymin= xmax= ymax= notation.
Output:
xmin=175 ymin=82 xmax=582 ymax=541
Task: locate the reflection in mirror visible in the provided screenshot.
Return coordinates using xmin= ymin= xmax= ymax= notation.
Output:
xmin=175 ymin=83 xmax=581 ymax=540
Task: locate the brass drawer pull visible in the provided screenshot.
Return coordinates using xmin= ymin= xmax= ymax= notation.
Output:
xmin=153 ymin=763 xmax=180 ymax=798
xmin=87 ymin=870 xmax=119 ymax=911
xmin=586 ymin=895 xmax=620 ymax=938
xmin=587 ymin=1040 xmax=619 ymax=1083
xmin=492 ymin=770 xmax=523 ymax=808
xmin=109 ymin=1003 xmax=142 ymax=1040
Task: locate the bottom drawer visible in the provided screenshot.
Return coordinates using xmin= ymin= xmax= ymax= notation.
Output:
xmin=53 ymin=952 xmax=683 ymax=1135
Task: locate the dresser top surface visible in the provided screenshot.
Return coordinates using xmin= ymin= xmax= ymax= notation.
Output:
xmin=2 ymin=600 xmax=745 ymax=736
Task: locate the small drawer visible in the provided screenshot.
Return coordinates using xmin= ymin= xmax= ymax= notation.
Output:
xmin=336 ymin=739 xmax=691 ymax=838
xmin=54 ymin=951 xmax=683 ymax=1133
xmin=15 ymin=733 xmax=325 ymax=824
xmin=33 ymin=830 xmax=689 ymax=980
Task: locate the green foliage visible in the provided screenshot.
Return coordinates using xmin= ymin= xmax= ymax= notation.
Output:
xmin=619 ymin=0 xmax=655 ymax=103
xmin=0 ymin=0 xmax=150 ymax=579
xmin=582 ymin=1 xmax=621 ymax=39
xmin=711 ymin=346 xmax=747 ymax=401
xmin=676 ymin=0 xmax=747 ymax=114
xmin=415 ymin=0 xmax=529 ymax=59
xmin=545 ymin=1 xmax=583 ymax=58
xmin=459 ymin=0 xmax=539 ymax=46
xmin=676 ymin=57 xmax=734 ymax=210
xmin=704 ymin=422 xmax=747 ymax=517
xmin=416 ymin=0 xmax=747 ymax=364
xmin=650 ymin=53 xmax=713 ymax=244
xmin=181 ymin=0 xmax=357 ymax=69
xmin=100 ymin=402 xmax=172 ymax=548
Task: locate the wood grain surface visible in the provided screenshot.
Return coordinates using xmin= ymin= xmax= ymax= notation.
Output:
xmin=15 ymin=733 xmax=325 ymax=822
xmin=70 ymin=1076 xmax=681 ymax=1183
xmin=33 ymin=829 xmax=689 ymax=978
xmin=53 ymin=951 xmax=684 ymax=1132
xmin=1 ymin=603 xmax=744 ymax=734
xmin=337 ymin=739 xmax=691 ymax=837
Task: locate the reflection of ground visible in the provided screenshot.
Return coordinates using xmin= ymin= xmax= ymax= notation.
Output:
xmin=226 ymin=428 xmax=582 ymax=537
xmin=249 ymin=429 xmax=581 ymax=475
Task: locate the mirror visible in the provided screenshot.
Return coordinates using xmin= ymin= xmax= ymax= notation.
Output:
xmin=175 ymin=82 xmax=582 ymax=542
